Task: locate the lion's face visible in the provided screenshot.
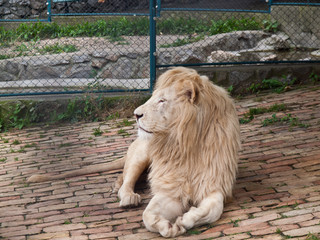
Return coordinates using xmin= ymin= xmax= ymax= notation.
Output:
xmin=134 ymin=86 xmax=179 ymax=138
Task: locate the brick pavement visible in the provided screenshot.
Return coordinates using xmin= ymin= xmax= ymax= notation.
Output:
xmin=0 ymin=85 xmax=320 ymax=240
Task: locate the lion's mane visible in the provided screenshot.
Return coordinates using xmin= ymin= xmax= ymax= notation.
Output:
xmin=148 ymin=67 xmax=240 ymax=209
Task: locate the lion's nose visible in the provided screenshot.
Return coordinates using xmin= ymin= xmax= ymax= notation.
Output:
xmin=135 ymin=113 xmax=143 ymax=120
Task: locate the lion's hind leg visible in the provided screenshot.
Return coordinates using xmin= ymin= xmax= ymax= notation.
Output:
xmin=176 ymin=191 xmax=224 ymax=230
xmin=143 ymin=194 xmax=186 ymax=238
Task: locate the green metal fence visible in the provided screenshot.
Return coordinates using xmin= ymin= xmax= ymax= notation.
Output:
xmin=0 ymin=0 xmax=320 ymax=96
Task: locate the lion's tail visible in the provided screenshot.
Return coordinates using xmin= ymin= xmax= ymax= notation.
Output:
xmin=27 ymin=158 xmax=125 ymax=183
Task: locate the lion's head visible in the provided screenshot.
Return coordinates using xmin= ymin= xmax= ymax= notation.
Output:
xmin=134 ymin=67 xmax=240 ymax=200
xmin=134 ymin=67 xmax=204 ymax=138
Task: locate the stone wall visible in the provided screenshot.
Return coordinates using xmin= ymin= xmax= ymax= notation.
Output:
xmin=0 ymin=0 xmax=197 ymax=20
xmin=1 ymin=30 xmax=320 ymax=93
xmin=0 ymin=0 xmax=47 ymax=19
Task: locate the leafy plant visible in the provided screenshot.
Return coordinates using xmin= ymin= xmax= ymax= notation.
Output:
xmin=239 ymin=103 xmax=287 ymax=124
xmin=12 ymin=140 xmax=21 ymax=145
xmin=209 ymin=17 xmax=261 ymax=35
xmin=93 ymin=127 xmax=103 ymax=137
xmin=0 ymin=101 xmax=37 ymax=132
xmin=0 ymin=17 xmax=266 ymax=44
xmin=262 ymin=113 xmax=309 ymax=128
xmin=0 ymin=54 xmax=13 ymax=60
xmin=247 ymin=77 xmax=297 ymax=94
xmin=117 ymin=119 xmax=135 ymax=128
xmin=306 ymin=233 xmax=319 ymax=240
xmin=262 ymin=19 xmax=279 ymax=33
xmin=227 ymin=85 xmax=234 ymax=94
xmin=309 ymin=72 xmax=320 ymax=84
xmin=39 ymin=43 xmax=78 ymax=54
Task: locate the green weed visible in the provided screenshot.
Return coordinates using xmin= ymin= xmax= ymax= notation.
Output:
xmin=117 ymin=129 xmax=131 ymax=136
xmin=310 ymin=72 xmax=320 ymax=84
xmin=262 ymin=113 xmax=309 ymax=128
xmin=117 ymin=119 xmax=135 ymax=127
xmin=12 ymin=140 xmax=21 ymax=145
xmin=230 ymin=218 xmax=240 ymax=227
xmin=262 ymin=19 xmax=279 ymax=33
xmin=0 ymin=54 xmax=13 ymax=60
xmin=24 ymin=143 xmax=38 ymax=148
xmin=239 ymin=103 xmax=287 ymax=124
xmin=93 ymin=127 xmax=103 ymax=137
xmin=186 ymin=229 xmax=202 ymax=235
xmin=0 ymin=17 xmax=266 ymax=44
xmin=39 ymin=43 xmax=78 ymax=54
xmin=247 ymin=77 xmax=297 ymax=94
xmin=306 ymin=233 xmax=319 ymax=240
xmin=63 ymin=220 xmax=72 ymax=225
xmin=0 ymin=101 xmax=37 ymax=132
xmin=58 ymin=143 xmax=72 ymax=148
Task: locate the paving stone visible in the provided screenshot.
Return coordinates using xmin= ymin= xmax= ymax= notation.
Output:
xmin=283 ymin=225 xmax=320 ymax=237
xmin=0 ymin=85 xmax=319 ymax=239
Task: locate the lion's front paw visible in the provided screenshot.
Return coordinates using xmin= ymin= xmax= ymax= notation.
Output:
xmin=119 ymin=192 xmax=141 ymax=207
xmin=118 ymin=185 xmax=141 ymax=207
xmin=175 ymin=208 xmax=198 ymax=230
xmin=159 ymin=221 xmax=186 ymax=238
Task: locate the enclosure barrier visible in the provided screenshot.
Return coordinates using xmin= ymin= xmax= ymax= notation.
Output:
xmin=0 ymin=0 xmax=320 ymax=96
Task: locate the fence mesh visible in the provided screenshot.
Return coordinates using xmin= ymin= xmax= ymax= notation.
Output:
xmin=51 ymin=0 xmax=149 ymax=15
xmin=0 ymin=0 xmax=320 ymax=96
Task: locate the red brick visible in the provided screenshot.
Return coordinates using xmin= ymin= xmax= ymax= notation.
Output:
xmin=270 ymin=214 xmax=314 ymax=226
xmin=1 ymin=227 xmax=41 ymax=238
xmin=71 ymin=226 xmax=113 ymax=236
xmin=88 ymin=230 xmax=132 ymax=239
xmin=223 ymin=222 xmax=269 ymax=235
xmin=43 ymin=223 xmax=86 ymax=232
xmin=238 ymin=213 xmax=280 ymax=227
xmin=251 ymin=224 xmax=299 ymax=236
xmin=202 ymin=223 xmax=233 ymax=234
xmin=256 ymin=166 xmax=292 ymax=175
xmin=253 ymin=192 xmax=290 ymax=201
xmin=283 ymin=225 xmax=320 ymax=237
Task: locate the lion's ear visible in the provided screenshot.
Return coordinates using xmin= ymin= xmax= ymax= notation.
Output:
xmin=181 ymin=80 xmax=199 ymax=104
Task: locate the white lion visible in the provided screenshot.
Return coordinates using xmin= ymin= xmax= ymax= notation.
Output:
xmin=28 ymin=67 xmax=240 ymax=237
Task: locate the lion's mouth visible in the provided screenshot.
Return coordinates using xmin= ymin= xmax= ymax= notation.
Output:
xmin=138 ymin=125 xmax=153 ymax=134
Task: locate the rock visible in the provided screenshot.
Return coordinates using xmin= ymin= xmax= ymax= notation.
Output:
xmin=311 ymin=50 xmax=320 ymax=58
xmin=253 ymin=33 xmax=292 ymax=52
xmin=72 ymin=53 xmax=90 ymax=64
xmin=30 ymin=0 xmax=44 ymax=10
xmin=207 ymin=50 xmax=240 ymax=63
xmin=260 ymin=54 xmax=278 ymax=61
xmin=0 ymin=71 xmax=15 ymax=81
xmin=25 ymin=66 xmax=60 ymax=79
xmin=4 ymin=61 xmax=22 ymax=76
xmin=172 ymin=49 xmax=205 ymax=64
xmin=91 ymin=58 xmax=107 ymax=69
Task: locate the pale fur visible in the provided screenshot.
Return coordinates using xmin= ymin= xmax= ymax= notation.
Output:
xmin=27 ymin=67 xmax=240 ymax=238
xmin=135 ymin=67 xmax=240 ymax=237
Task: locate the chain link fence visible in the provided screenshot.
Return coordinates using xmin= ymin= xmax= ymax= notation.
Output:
xmin=0 ymin=0 xmax=320 ymax=96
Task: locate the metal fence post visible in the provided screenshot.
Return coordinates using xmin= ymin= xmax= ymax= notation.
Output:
xmin=47 ymin=0 xmax=52 ymax=22
xmin=149 ymin=0 xmax=157 ymax=93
